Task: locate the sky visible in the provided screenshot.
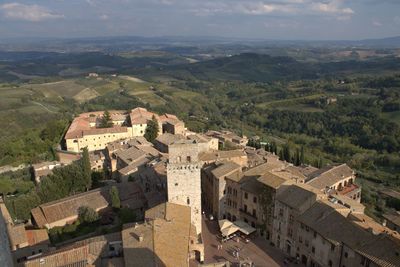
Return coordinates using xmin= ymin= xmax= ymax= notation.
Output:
xmin=0 ymin=0 xmax=399 ymax=40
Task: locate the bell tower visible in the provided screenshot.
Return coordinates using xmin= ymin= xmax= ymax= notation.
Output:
xmin=167 ymin=140 xmax=202 ymax=235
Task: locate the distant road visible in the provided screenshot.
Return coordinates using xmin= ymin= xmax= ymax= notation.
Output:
xmin=30 ymin=101 xmax=58 ymax=113
xmin=119 ymin=75 xmax=146 ymax=83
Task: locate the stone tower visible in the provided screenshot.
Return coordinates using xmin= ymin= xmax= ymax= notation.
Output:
xmin=167 ymin=140 xmax=202 ymax=235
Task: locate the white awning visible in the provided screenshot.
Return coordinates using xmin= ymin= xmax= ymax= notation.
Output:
xmin=218 ymin=219 xmax=256 ymax=237
xmin=234 ymin=220 xmax=256 ymax=235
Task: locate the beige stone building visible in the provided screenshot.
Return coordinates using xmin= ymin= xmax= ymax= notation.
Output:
xmin=202 ymin=161 xmax=242 ymax=220
xmin=122 ymin=202 xmax=204 ymax=267
xmin=296 ymin=201 xmax=400 ymax=267
xmin=65 ymin=110 xmax=132 ymax=153
xmin=1 ymin=198 xmax=51 ymax=265
xmin=271 ymin=184 xmax=327 ymax=257
xmin=306 ymin=163 xmax=361 ymax=201
xmin=205 ymin=130 xmax=248 ymax=148
xmin=65 ymin=108 xmax=186 ymax=153
xmin=154 ymin=133 xmax=185 ymax=153
xmin=187 ymin=133 xmax=219 ymax=153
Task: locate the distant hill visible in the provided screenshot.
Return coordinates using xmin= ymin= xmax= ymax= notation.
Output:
xmin=138 ymin=53 xmax=400 ymax=83
xmin=1 ymin=35 xmax=399 ymax=53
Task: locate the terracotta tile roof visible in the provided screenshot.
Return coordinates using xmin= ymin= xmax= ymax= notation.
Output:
xmin=31 ymin=189 xmax=109 ymax=228
xmin=65 ymin=110 xmax=129 ymax=139
xmin=26 ymin=229 xmax=50 ymax=246
xmin=159 ymin=113 xmax=182 ymax=125
xmin=130 ymin=107 xmax=159 ymax=125
xmin=299 ymin=202 xmax=400 ymax=267
xmin=115 ymin=146 xmax=146 ymax=165
xmin=118 ymin=156 xmax=151 ymax=176
xmin=349 ymin=213 xmax=396 ymax=236
xmin=82 ymin=126 xmax=129 ymax=136
xmin=199 ymin=150 xmax=246 ymax=161
xmin=7 ymin=224 xmax=27 ymax=249
xmin=23 ymin=244 xmax=89 ymax=267
xmin=288 ymin=165 xmax=319 ymax=177
xmin=277 ymin=184 xmax=320 ymax=211
xmin=211 ymin=161 xmax=242 ymax=179
xmin=155 ymin=133 xmax=185 ymax=145
xmin=307 ymin=164 xmax=354 ymax=190
xmin=383 ymin=211 xmax=400 ymax=228
xmin=257 ymin=172 xmax=288 ymax=189
xmin=187 ymin=134 xmax=212 ymax=143
xmin=225 ymin=170 xmax=244 ymax=183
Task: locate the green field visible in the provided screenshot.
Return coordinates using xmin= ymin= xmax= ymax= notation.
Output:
xmin=382 ymin=111 xmax=400 ymax=125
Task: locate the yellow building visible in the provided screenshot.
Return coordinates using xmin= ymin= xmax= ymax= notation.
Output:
xmin=65 ymin=108 xmax=186 ymax=152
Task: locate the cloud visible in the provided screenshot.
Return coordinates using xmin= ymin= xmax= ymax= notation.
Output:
xmin=312 ymin=0 xmax=354 ymax=15
xmin=0 ymin=2 xmax=64 ymax=22
xmin=240 ymin=3 xmax=297 ymax=15
xmin=372 ymin=20 xmax=382 ymax=26
xmin=100 ymin=14 xmax=109 ymax=20
xmin=310 ymin=0 xmax=354 ymax=20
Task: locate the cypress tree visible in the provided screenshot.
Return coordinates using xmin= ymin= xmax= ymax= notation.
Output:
xmin=110 ymin=186 xmax=121 ymax=209
xmin=99 ymin=110 xmax=113 ymax=128
xmin=300 ymin=146 xmax=305 ymax=165
xmin=279 ymin=148 xmax=285 ymax=161
xmin=81 ymin=147 xmax=92 ymax=191
xmin=283 ymin=144 xmax=291 ymax=162
xmin=294 ymin=148 xmax=300 ymax=166
xmin=144 ymin=115 xmax=159 ymax=143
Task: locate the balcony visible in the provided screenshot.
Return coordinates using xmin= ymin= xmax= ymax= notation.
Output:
xmin=338 ymin=183 xmax=360 ymax=195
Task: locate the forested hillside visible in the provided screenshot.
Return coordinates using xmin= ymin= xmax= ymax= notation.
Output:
xmin=0 ymin=50 xmax=399 ymax=219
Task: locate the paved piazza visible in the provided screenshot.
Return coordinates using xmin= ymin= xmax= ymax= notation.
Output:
xmin=195 ymin=217 xmax=299 ymax=267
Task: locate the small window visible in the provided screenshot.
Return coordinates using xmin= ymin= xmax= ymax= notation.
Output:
xmin=331 ymin=244 xmax=335 ymax=251
xmin=187 ymin=156 xmax=191 ymax=162
xmin=253 ymin=197 xmax=257 ymax=203
xmin=244 ymin=192 xmax=248 ymax=199
xmin=187 ymin=197 xmax=190 ymax=205
xmin=344 ymin=252 xmax=348 ymax=258
xmin=328 ymin=260 xmax=332 ymax=267
xmin=312 ymin=246 xmax=315 ymax=254
xmin=175 ymin=183 xmax=178 ymax=186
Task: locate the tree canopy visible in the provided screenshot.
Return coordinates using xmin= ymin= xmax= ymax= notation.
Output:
xmin=78 ymin=206 xmax=99 ymax=223
xmin=98 ymin=110 xmax=113 ymax=128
